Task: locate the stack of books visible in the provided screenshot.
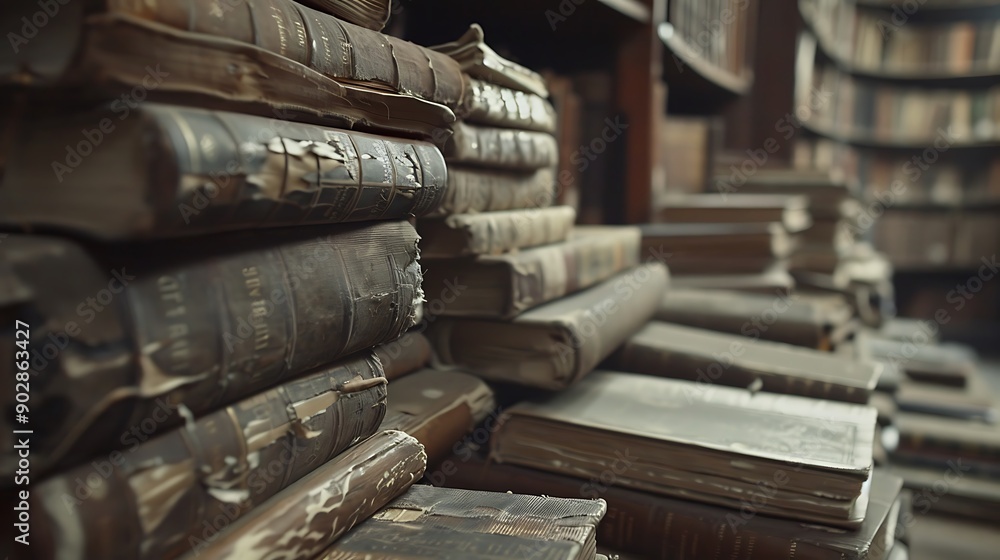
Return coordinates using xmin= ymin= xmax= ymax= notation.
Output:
xmin=0 ymin=2 xmax=613 ymax=558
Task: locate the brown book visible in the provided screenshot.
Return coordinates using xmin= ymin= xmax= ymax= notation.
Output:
xmin=640 ymin=222 xmax=795 ymax=262
xmin=422 ymin=226 xmax=641 ymax=318
xmin=1 ymin=103 xmax=447 ymax=240
xmin=895 ymin=378 xmax=996 ymax=422
xmin=427 ymin=263 xmax=668 ymax=389
xmin=457 ymin=77 xmax=558 ymax=133
xmin=1 ymin=14 xmax=455 ymax=140
xmin=31 ymin=353 xmax=389 ymax=560
xmin=611 ymin=321 xmax=879 ymax=403
xmin=374 ymin=332 xmax=433 ymax=381
xmin=0 ymin=223 xmax=420 ymax=477
xmin=889 ymin=463 xmax=1000 ymax=523
xmin=380 ymin=369 xmax=495 ymax=464
xmin=735 ymin=171 xmax=859 ymax=220
xmin=298 ymin=0 xmax=391 ymax=30
xmin=418 ymin=206 xmax=576 ymax=258
xmin=432 ymin=166 xmax=555 ymax=216
xmin=446 ymin=456 xmax=903 ymax=560
xmin=190 ymin=430 xmax=427 ymax=560
xmin=320 ymin=485 xmax=606 ymax=560
xmin=443 ymin=121 xmax=559 ymax=171
xmin=0 ymin=0 xmax=465 ymax=109
xmin=668 ymin=266 xmax=797 ymax=295
xmin=491 ymin=371 xmax=877 ymax=527
xmin=857 ymin=335 xmax=976 ymax=387
xmin=431 ymin=24 xmax=549 ymax=97
xmin=656 ymin=193 xmax=813 ymax=233
xmin=893 ymin=412 xmax=1000 ymax=472
xmin=654 ymin=288 xmax=853 ymax=349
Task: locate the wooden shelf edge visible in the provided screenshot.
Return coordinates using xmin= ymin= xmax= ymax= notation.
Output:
xmin=658 ymin=23 xmax=752 ymax=96
xmin=801 ymin=121 xmax=1000 ymax=150
xmin=855 ymin=0 xmax=1000 ymax=11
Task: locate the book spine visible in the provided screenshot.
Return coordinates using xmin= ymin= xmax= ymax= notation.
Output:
xmin=297 ymin=0 xmax=391 ymax=31
xmin=374 ymin=332 xmax=433 ymax=381
xmin=443 ymin=122 xmax=559 ymax=170
xmin=32 ymin=353 xmax=389 ymax=560
xmin=196 ymin=430 xmax=427 ymax=560
xmin=97 ymin=0 xmax=464 ymax=107
xmin=458 ymin=78 xmax=558 ymax=133
xmin=432 ymin=167 xmax=556 ymax=216
xmin=5 ymin=222 xmax=420 ymax=476
xmin=419 ymin=207 xmax=576 ymax=257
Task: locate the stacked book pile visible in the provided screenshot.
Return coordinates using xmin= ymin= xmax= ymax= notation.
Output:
xmin=0 ymin=2 xmax=612 ymax=558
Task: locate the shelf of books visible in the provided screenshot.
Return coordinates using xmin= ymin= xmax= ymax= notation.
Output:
xmin=794 ymin=0 xmax=1000 ymax=271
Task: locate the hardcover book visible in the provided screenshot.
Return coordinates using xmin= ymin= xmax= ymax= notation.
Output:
xmin=427 ymin=263 xmax=668 ymax=389
xmin=432 ymin=167 xmax=555 ymax=216
xmin=298 ymin=0 xmax=392 ymax=30
xmin=418 ymin=206 xmax=576 ymax=258
xmin=446 ymin=456 xmax=903 ymax=560
xmin=1 ymin=103 xmax=447 ymax=239
xmin=491 ymin=371 xmax=877 ymax=527
xmin=320 ymin=485 xmax=607 ymax=560
xmin=422 ymin=226 xmax=641 ymax=318
xmin=668 ymin=265 xmax=797 ymax=295
xmin=0 ymin=223 xmax=420 ymax=476
xmin=656 ymin=193 xmax=812 ymax=233
xmin=431 ymin=24 xmax=549 ymax=97
xmin=611 ymin=321 xmax=880 ymax=403
xmin=654 ymin=288 xmax=855 ymax=349
xmin=375 ymin=332 xmax=433 ymax=381
xmin=457 ymin=78 xmax=558 ymax=133
xmin=31 ymin=353 xmax=389 ymax=560
xmin=380 ymin=369 xmax=496 ymax=464
xmin=443 ymin=122 xmax=559 ymax=171
xmin=192 ymin=430 xmax=427 ymax=560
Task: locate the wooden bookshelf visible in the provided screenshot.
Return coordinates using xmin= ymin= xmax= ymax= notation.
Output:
xmin=659 ymin=23 xmax=752 ymax=96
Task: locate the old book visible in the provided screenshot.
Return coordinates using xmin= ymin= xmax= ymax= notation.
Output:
xmin=654 ymin=288 xmax=853 ymax=349
xmin=380 ymin=369 xmax=495 ymax=464
xmin=0 ymin=223 xmax=420 ymax=477
xmin=908 ymin=514 xmax=1000 ymax=560
xmin=0 ymin=0 xmax=465 ymax=109
xmin=422 ymin=226 xmax=641 ymax=318
xmin=0 ymin=14 xmax=454 ymax=140
xmin=668 ymin=266 xmax=797 ymax=295
xmin=889 ymin=463 xmax=1000 ymax=523
xmin=446 ymin=456 xmax=903 ymax=560
xmin=640 ymin=222 xmax=795 ymax=262
xmin=895 ymin=378 xmax=996 ymax=422
xmin=298 ymin=0 xmax=391 ymax=30
xmin=734 ymin=171 xmax=860 ymax=220
xmin=418 ymin=206 xmax=576 ymax=258
xmin=491 ymin=371 xmax=877 ymax=527
xmin=611 ymin=321 xmax=880 ymax=403
xmin=656 ymin=193 xmax=812 ymax=233
xmin=374 ymin=332 xmax=433 ymax=381
xmin=432 ymin=166 xmax=555 ymax=216
xmin=457 ymin=77 xmax=558 ymax=133
xmin=30 ymin=353 xmax=389 ymax=560
xmin=431 ymin=24 xmax=549 ymax=97
xmin=427 ymin=263 xmax=668 ymax=389
xmin=190 ymin=430 xmax=427 ymax=560
xmin=444 ymin=122 xmax=559 ymax=171
xmin=855 ymin=334 xmax=976 ymax=387
xmin=892 ymin=412 xmax=1000 ymax=474
xmin=1 ymin=103 xmax=447 ymax=240
xmin=320 ymin=485 xmax=606 ymax=560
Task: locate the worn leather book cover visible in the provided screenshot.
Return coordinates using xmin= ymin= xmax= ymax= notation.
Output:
xmin=427 ymin=263 xmax=668 ymax=390
xmin=458 ymin=77 xmax=558 ymax=133
xmin=639 ymin=222 xmax=796 ymax=264
xmin=895 ymin=378 xmax=996 ymax=422
xmin=892 ymin=412 xmax=1000 ymax=474
xmin=656 ymin=193 xmax=812 ymax=233
xmin=418 ymin=206 xmax=576 ymax=258
xmin=888 ymin=463 xmax=1000 ymax=523
xmin=444 ymin=122 xmax=559 ymax=171
xmin=611 ymin=321 xmax=880 ymax=403
xmin=446 ymin=456 xmax=903 ymax=560
xmin=1 ymin=103 xmax=447 ymax=240
xmin=298 ymin=0 xmax=391 ymax=30
xmin=422 ymin=226 xmax=641 ymax=319
xmin=320 ymin=484 xmax=606 ymax=560
xmin=0 ymin=222 xmax=420 ymax=477
xmin=432 ymin=166 xmax=555 ymax=216
xmin=668 ymin=266 xmax=798 ymax=295
xmin=30 ymin=353 xmax=389 ymax=560
xmin=380 ymin=369 xmax=495 ymax=464
xmin=491 ymin=371 xmax=877 ymax=527
xmin=431 ymin=24 xmax=549 ymax=97
xmin=375 ymin=332 xmax=433 ymax=382
xmin=0 ymin=14 xmax=455 ymax=141
xmin=855 ymin=333 xmax=975 ymax=387
xmin=0 ymin=0 xmax=465 ymax=110
xmin=654 ymin=288 xmax=854 ymax=349
xmin=190 ymin=430 xmax=427 ymax=560
xmin=732 ymin=170 xmax=860 ymax=220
